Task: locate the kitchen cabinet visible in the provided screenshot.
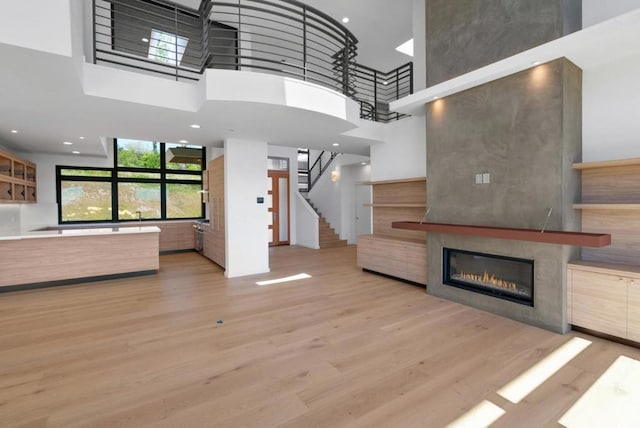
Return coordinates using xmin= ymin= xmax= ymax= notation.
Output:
xmin=202 ymin=156 xmax=225 ymax=268
xmin=0 ymin=149 xmax=36 ymax=204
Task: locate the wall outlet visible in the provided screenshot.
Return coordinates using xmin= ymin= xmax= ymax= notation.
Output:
xmin=482 ymin=173 xmax=490 ymax=184
xmin=475 ymin=173 xmax=483 ymax=184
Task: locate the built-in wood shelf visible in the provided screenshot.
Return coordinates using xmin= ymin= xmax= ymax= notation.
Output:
xmin=573 ymin=157 xmax=640 ymax=170
xmin=573 ymin=203 xmax=640 ymax=210
xmin=364 ymin=203 xmax=427 ymax=208
xmin=361 ymin=177 xmax=426 ymax=185
xmin=392 ymin=221 xmax=612 ymax=247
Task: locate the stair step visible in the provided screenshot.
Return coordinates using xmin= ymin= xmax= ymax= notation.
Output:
xmin=320 ymin=239 xmax=348 ymax=248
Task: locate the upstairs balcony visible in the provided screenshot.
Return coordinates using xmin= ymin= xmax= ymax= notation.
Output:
xmin=92 ymin=0 xmax=412 ymax=123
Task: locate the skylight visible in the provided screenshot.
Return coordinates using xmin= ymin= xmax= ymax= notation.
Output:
xmin=148 ymin=29 xmax=189 ymax=66
xmin=395 ymin=38 xmax=414 ymax=57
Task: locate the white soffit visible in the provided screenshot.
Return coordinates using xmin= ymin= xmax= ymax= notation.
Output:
xmin=391 ymin=8 xmax=640 ymax=115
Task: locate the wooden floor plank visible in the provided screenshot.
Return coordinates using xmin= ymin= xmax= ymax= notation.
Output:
xmin=1 ymin=246 xmax=640 ymax=427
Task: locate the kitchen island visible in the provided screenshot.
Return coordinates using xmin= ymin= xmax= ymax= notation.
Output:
xmin=0 ymin=226 xmax=160 ymax=290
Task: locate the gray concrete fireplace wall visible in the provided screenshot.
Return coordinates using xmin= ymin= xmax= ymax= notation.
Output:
xmin=425 ymin=0 xmax=582 ymax=85
xmin=425 ymin=58 xmax=582 ymax=333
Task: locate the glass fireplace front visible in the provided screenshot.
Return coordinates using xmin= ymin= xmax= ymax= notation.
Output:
xmin=443 ymin=248 xmax=534 ymax=306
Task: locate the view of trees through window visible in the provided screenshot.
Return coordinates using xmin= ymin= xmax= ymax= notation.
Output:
xmin=57 ymin=139 xmax=204 ymax=223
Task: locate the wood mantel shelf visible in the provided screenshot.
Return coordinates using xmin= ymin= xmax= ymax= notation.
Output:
xmin=392 ymin=221 xmax=611 ymax=248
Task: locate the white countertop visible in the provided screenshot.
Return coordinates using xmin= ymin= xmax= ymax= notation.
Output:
xmin=0 ymin=226 xmax=161 ymax=241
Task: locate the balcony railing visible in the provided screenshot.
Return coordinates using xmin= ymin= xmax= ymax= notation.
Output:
xmin=353 ymin=62 xmax=413 ymax=123
xmin=92 ymin=0 xmax=411 ymax=121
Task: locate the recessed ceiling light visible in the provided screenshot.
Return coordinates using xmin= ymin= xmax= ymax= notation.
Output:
xmin=332 ymin=143 xmax=339 ymax=147
xmin=10 ymin=130 xmax=18 ymax=134
xmin=361 ymin=162 xmax=367 ymax=165
xmin=179 ymin=140 xmax=189 ymax=144
xmin=395 ymin=38 xmax=414 ymax=57
xmin=382 ymin=81 xmax=388 ymax=85
xmin=71 ymin=150 xmax=80 ymax=154
xmin=79 ymin=136 xmax=85 ymax=140
xmin=342 ymin=17 xmax=349 ymax=23
xmin=142 ymin=38 xmax=149 ymax=43
xmin=63 ymin=141 xmax=73 ymax=145
xmin=433 ymin=96 xmax=439 ymax=100
xmin=190 ymin=124 xmax=201 ymax=129
xmin=531 ymin=61 xmax=542 ymax=66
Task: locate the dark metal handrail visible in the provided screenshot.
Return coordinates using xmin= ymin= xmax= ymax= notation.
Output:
xmin=92 ymin=0 xmax=412 ymax=122
xmin=308 ymin=150 xmax=338 ymax=190
xmin=353 ymin=61 xmax=414 ymax=123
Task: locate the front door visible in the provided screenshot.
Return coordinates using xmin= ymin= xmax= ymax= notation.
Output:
xmin=267 ymin=170 xmax=290 ymax=246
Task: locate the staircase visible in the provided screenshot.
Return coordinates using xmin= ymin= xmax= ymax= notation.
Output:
xmin=305 ymin=198 xmax=348 ymax=249
xmin=319 ymin=217 xmax=348 ymax=248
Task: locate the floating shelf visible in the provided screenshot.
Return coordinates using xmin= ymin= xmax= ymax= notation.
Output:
xmin=573 ymin=203 xmax=640 ymax=210
xmin=364 ymin=203 xmax=427 ymax=208
xmin=392 ymin=221 xmax=611 ymax=247
xmin=361 ymin=177 xmax=426 ymax=185
xmin=573 ymin=157 xmax=640 ymax=170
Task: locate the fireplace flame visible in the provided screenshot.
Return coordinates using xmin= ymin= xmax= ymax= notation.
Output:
xmin=458 ymin=271 xmax=519 ymax=291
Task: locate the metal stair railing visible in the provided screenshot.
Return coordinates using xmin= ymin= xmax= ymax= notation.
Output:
xmin=308 ymin=150 xmax=339 ymax=191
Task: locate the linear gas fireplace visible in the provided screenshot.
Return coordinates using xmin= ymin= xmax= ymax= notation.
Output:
xmin=443 ymin=248 xmax=534 ymax=306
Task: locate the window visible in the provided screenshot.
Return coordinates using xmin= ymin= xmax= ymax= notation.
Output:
xmin=58 ymin=168 xmax=113 ymax=222
xmin=56 ymin=140 xmax=205 ymax=223
xmin=148 ymin=29 xmax=189 ymax=66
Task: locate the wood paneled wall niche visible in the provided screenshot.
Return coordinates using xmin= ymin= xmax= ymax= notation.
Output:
xmin=569 ymin=157 xmax=640 ymax=343
xmin=357 ymin=178 xmax=427 ymax=285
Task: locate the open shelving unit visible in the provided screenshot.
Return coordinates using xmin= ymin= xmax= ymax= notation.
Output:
xmin=568 ymin=157 xmax=640 ymax=342
xmin=357 ymin=177 xmax=427 ymax=285
xmin=0 ymin=149 xmax=36 ymax=204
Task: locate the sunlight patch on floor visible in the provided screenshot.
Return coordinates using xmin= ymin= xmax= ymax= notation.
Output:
xmin=256 ymin=273 xmax=312 ymax=286
xmin=498 ymin=337 xmax=592 ymax=404
xmin=445 ymin=400 xmax=505 ymax=428
xmin=559 ymin=355 xmax=640 ymax=427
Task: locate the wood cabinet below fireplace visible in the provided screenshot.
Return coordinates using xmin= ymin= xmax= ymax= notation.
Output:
xmin=357 ymin=234 xmax=426 ymax=285
xmin=568 ymin=261 xmax=640 ymax=342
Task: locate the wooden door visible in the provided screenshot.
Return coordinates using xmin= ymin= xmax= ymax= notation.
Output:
xmin=268 ymin=170 xmax=290 ymax=246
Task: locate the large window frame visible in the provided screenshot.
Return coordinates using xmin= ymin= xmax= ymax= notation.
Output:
xmin=56 ymin=140 xmax=206 ymax=224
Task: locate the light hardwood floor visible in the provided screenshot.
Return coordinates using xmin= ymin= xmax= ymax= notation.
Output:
xmin=1 ymin=246 xmax=639 ymax=427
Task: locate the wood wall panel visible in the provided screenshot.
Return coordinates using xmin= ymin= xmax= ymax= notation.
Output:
xmin=373 ymin=207 xmax=427 ymax=240
xmin=372 ymin=181 xmax=426 ymax=205
xmin=581 ymin=210 xmax=640 ymax=265
xmin=582 ymin=166 xmax=640 ymax=203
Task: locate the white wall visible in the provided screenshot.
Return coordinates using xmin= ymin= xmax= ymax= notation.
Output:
xmin=224 ymin=138 xmax=270 ymax=278
xmin=340 ymin=164 xmax=371 ymax=244
xmin=0 ymin=0 xmax=73 ymax=57
xmin=16 ymin=144 xmax=113 ymax=229
xmin=370 ymin=115 xmax=426 ymax=181
xmin=295 ymin=193 xmax=319 ymax=249
xmin=307 ymin=153 xmax=368 ymax=240
xmin=583 ymin=55 xmax=640 ymax=161
xmin=267 ymin=144 xmax=299 ymax=245
xmin=583 ymin=0 xmax=640 ymax=27
xmin=0 ymin=205 xmax=21 ymax=235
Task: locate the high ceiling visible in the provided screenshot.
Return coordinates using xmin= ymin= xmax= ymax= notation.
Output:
xmin=295 ymin=0 xmax=415 ymax=71
xmin=0 ymin=0 xmax=413 ymax=158
xmin=175 ymin=0 xmax=415 ymax=71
